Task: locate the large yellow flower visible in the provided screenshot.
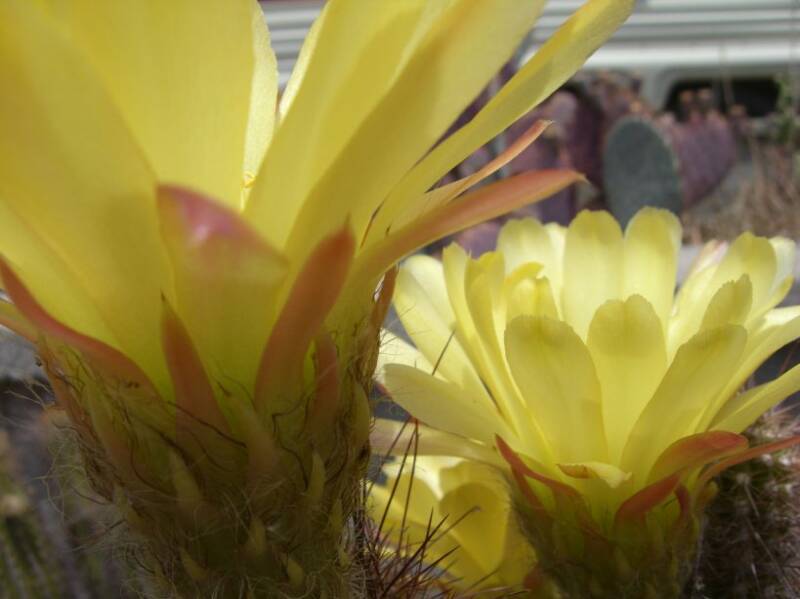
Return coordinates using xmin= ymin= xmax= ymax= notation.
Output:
xmin=0 ymin=0 xmax=634 ymax=595
xmin=374 ymin=209 xmax=800 ymax=597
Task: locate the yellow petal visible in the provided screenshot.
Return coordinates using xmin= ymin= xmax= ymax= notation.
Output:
xmin=546 ymin=222 xmax=567 ymax=265
xmin=248 ymin=0 xmax=430 ymax=248
xmin=443 ymin=246 xmax=522 ymax=429
xmin=354 ymin=169 xmax=582 ymax=286
xmin=622 ymin=325 xmax=747 ymax=480
xmin=371 ymin=419 xmax=503 ymax=468
xmin=0 ymin=259 xmax=157 ymax=393
xmin=562 ymin=210 xmax=624 ymax=338
xmin=438 ymin=480 xmax=522 ymax=585
xmin=376 ymin=332 xmax=433 ymax=386
xmin=690 ymin=308 xmax=800 ymax=433
xmin=770 ymin=237 xmax=795 ymax=287
xmin=439 ymin=246 xmax=551 ymax=462
xmin=384 ymin=364 xmax=511 ymax=445
xmin=380 ymin=0 xmax=635 ymax=218
xmin=0 ymin=0 xmax=170 ymax=384
xmin=497 ymin=218 xmax=566 ymax=297
xmin=277 ymin=3 xmax=328 ymax=121
xmin=442 ymin=245 xmax=481 ymax=363
xmin=767 ymin=276 xmax=794 ymax=314
xmin=393 ymin=258 xmax=491 ymax=402
xmin=371 ymin=457 xmax=527 ymax=591
xmin=504 ymin=266 xmax=559 ymax=322
xmin=505 ymin=315 xmax=607 ymax=464
xmin=369 ymin=119 xmax=552 ymax=243
xmin=397 ymin=255 xmax=455 ymax=327
xmin=0 ymin=203 xmax=113 ymax=347
xmin=765 ymin=237 xmax=796 ymax=307
xmin=243 ymin=7 xmax=280 ymax=202
xmin=713 ymin=233 xmax=777 ymax=317
xmin=669 ymin=260 xmax=720 ymax=354
xmin=370 ymin=456 xmax=440 ymax=528
xmin=712 ymin=364 xmax=800 ymax=433
xmin=586 ymin=295 xmax=667 ymax=464
xmin=464 ymin=255 xmax=552 ymax=453
xmin=622 ymin=208 xmax=681 ymax=326
xmin=442 ymin=469 xmax=540 ymax=589
xmin=465 ymin=253 xmax=507 ymax=340
xmin=699 ymin=275 xmax=753 ymax=331
xmin=670 ymin=234 xmax=778 ymax=354
xmin=687 ymin=240 xmax=728 ymax=277
xmin=758 ymin=305 xmax=800 ymax=327
xmin=46 ymin=0 xmax=275 ymax=207
xmin=250 ymin=0 xmax=548 ymax=255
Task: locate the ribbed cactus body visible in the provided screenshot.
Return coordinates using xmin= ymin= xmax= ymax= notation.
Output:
xmin=689 ymin=411 xmax=800 ymax=598
xmin=0 ymin=333 xmax=136 ymax=599
xmin=0 ymin=334 xmax=75 ymax=599
xmin=0 ymin=429 xmax=62 ymax=599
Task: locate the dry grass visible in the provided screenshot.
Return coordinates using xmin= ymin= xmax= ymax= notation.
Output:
xmin=682 ymin=141 xmax=800 ymax=242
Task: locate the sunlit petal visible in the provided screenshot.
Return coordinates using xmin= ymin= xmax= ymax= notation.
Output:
xmin=623 ymin=325 xmax=747 ymax=479
xmin=0 ymin=0 xmax=169 ymax=382
xmin=622 ymin=208 xmax=681 ymax=326
xmin=562 ymin=210 xmax=624 ymax=338
xmin=44 ymin=0 xmax=276 ymax=206
xmin=506 ymin=315 xmax=607 ymax=464
xmin=587 ymin=295 xmax=667 ymax=464
xmin=381 ymin=0 xmax=635 ymax=219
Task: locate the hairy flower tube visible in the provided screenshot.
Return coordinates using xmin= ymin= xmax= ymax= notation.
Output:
xmin=0 ymin=0 xmax=634 ymax=596
xmin=374 ymin=209 xmax=800 ymax=598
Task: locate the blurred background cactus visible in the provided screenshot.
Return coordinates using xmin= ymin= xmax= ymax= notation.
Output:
xmin=0 ymin=427 xmax=59 ymax=599
xmin=0 ymin=330 xmax=147 ymax=598
xmin=603 ymin=114 xmax=684 ymax=227
xmin=604 ymin=90 xmax=737 ymax=227
xmin=689 ymin=408 xmax=800 ymax=599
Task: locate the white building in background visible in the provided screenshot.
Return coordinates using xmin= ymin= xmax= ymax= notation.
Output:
xmin=261 ymin=0 xmax=800 ymax=115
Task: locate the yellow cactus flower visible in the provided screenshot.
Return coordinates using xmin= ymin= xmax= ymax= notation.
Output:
xmin=0 ymin=0 xmax=633 ymax=595
xmin=374 ymin=208 xmax=800 ymax=597
xmin=369 ymin=453 xmax=537 ymax=596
